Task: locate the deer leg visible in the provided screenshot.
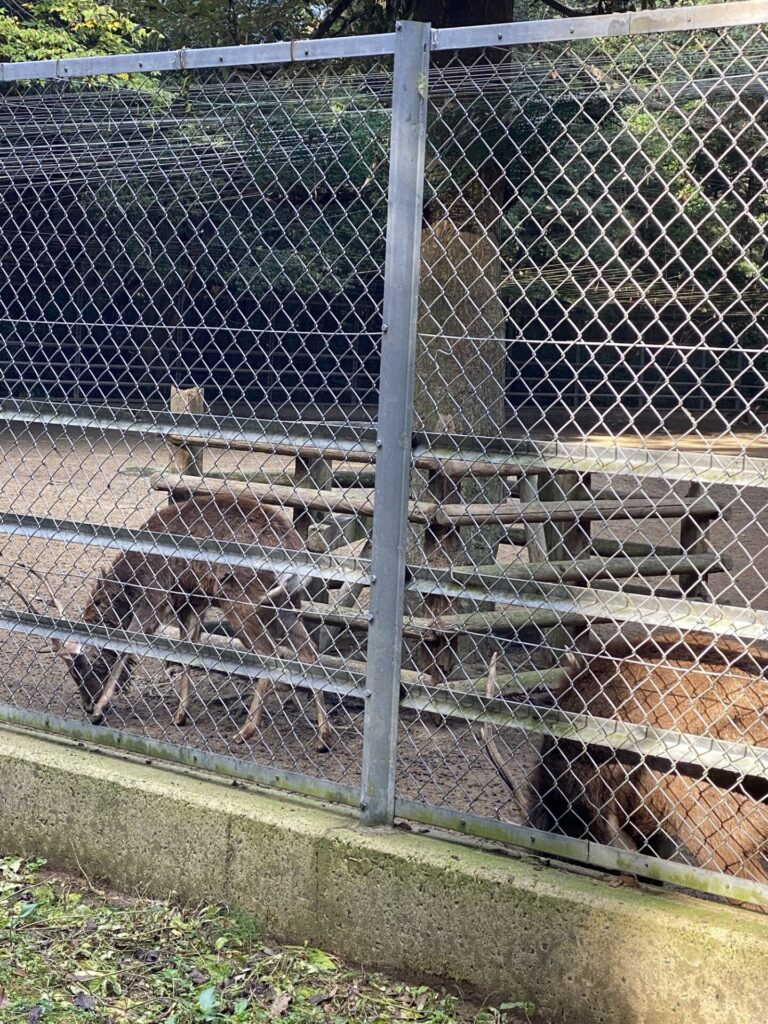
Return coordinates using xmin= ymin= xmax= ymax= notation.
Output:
xmin=287 ymin=617 xmax=331 ymax=753
xmin=225 ymin=602 xmax=279 ymax=745
xmin=228 ymin=601 xmax=331 ymax=751
xmin=89 ymin=654 xmax=129 ymax=725
xmin=234 ymin=676 xmax=271 ymax=744
xmin=174 ymin=606 xmax=202 ymax=726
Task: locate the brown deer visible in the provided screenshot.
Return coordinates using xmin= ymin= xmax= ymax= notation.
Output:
xmin=19 ymin=494 xmax=332 ymax=750
xmin=523 ymin=629 xmax=768 ymax=892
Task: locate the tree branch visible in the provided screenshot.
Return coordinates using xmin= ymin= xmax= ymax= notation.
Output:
xmin=312 ymin=0 xmax=357 ymax=38
xmin=536 ymin=0 xmax=610 ymax=18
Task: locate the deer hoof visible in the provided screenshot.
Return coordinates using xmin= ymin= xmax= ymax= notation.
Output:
xmin=88 ymin=712 xmax=105 ymax=726
xmin=233 ymin=724 xmax=255 ymax=745
xmin=315 ymin=729 xmax=332 ymax=753
xmin=173 ymin=709 xmax=189 ymax=727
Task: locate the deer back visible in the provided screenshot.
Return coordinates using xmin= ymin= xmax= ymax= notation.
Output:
xmin=556 ymin=628 xmax=768 ymax=747
xmin=88 ymin=494 xmax=304 ymax=623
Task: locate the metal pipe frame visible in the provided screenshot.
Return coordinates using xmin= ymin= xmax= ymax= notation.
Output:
xmin=0 ymin=707 xmax=360 ymax=807
xmin=394 ymin=798 xmax=768 ymax=909
xmin=360 ymin=20 xmax=431 ymax=827
xmin=1 ymin=2 xmax=763 ymax=83
xmin=0 ymin=512 xmax=371 ymax=588
xmin=0 ymin=609 xmax=367 ymax=697
xmin=0 ymin=400 xmax=380 ymax=461
xmin=1 ymin=1 xmax=767 ymax=907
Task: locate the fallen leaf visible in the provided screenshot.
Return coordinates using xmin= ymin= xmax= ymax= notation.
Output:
xmin=308 ymin=993 xmax=332 ymax=1006
xmin=72 ymin=971 xmax=100 ymax=984
xmin=13 ymin=965 xmax=28 ymax=977
xmin=305 ymin=949 xmax=337 ymax=972
xmin=197 ymin=987 xmax=220 ymax=1018
xmin=270 ymin=992 xmax=291 ymax=1017
xmin=72 ymin=992 xmax=97 ymax=1011
xmin=27 ymin=1008 xmax=44 ymax=1024
xmin=14 ymin=901 xmax=38 ymax=922
xmin=190 ymin=967 xmax=209 ymax=986
xmin=0 ymin=990 xmax=9 ymax=1008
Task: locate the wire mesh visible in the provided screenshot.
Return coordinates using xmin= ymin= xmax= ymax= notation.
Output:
xmin=0 ymin=55 xmax=393 ymax=791
xmin=1 ymin=6 xmax=768 ymax=911
xmin=397 ymin=17 xmax=768 ymax=907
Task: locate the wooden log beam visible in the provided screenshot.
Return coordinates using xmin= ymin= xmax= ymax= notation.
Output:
xmin=450 ymin=552 xmax=730 ymax=588
xmin=152 ymin=474 xmax=724 ymax=529
xmin=152 ymin=472 xmax=381 ymax=517
xmin=165 ymin=433 xmax=526 ymax=478
xmin=298 ymin=599 xmax=594 ymax=637
xmin=432 ymin=495 xmax=723 ymax=527
xmin=502 ymin=527 xmax=683 ymax=559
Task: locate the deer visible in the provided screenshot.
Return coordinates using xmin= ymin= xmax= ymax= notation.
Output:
xmin=482 ymin=630 xmax=768 ymax=900
xmin=7 ymin=493 xmax=332 ymax=750
xmin=521 ymin=629 xmax=768 ymax=896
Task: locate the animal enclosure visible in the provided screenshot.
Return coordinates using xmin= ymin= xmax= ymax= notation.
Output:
xmin=1 ymin=3 xmax=768 ymax=911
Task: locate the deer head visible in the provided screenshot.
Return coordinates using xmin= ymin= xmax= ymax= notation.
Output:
xmin=2 ymin=563 xmax=134 ymax=724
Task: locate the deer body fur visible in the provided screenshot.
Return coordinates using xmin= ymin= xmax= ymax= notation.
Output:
xmin=527 ymin=630 xmax=768 ymax=889
xmin=65 ymin=493 xmax=331 ymax=749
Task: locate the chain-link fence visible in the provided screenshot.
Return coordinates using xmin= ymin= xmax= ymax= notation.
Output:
xmin=1 ymin=3 xmax=767 ymax=911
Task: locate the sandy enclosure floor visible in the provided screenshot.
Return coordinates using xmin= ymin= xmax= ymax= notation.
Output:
xmin=0 ymin=421 xmax=767 ymax=826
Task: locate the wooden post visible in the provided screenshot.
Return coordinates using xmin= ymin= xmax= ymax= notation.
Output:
xmin=293 ymin=454 xmax=332 ymax=540
xmin=169 ymin=386 xmax=205 ymax=484
xmin=537 ymin=470 xmax=592 ymax=562
xmin=518 ymin=473 xmax=548 ymax=562
xmin=532 ymin=470 xmax=593 ymax=662
xmin=679 ymin=481 xmax=712 ymax=600
xmin=294 ymin=453 xmax=332 ymax=602
xmin=417 ymin=468 xmax=462 ymax=680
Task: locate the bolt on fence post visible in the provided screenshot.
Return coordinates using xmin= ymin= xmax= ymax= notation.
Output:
xmin=360 ymin=19 xmax=431 ymax=827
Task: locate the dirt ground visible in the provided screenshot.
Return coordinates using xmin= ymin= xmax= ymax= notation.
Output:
xmin=0 ymin=421 xmax=766 ymax=828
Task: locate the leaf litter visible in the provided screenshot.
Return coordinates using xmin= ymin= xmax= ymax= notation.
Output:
xmin=0 ymin=856 xmax=543 ymax=1023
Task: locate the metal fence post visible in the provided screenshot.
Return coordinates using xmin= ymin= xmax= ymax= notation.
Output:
xmin=360 ymin=19 xmax=431 ymax=827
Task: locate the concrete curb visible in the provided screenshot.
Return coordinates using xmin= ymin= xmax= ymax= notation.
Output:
xmin=1 ymin=727 xmax=766 ymax=1023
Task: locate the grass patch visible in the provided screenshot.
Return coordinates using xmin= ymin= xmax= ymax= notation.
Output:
xmin=0 ymin=857 xmax=537 ymax=1024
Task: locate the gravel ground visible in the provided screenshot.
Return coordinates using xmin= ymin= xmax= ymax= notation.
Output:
xmin=0 ymin=421 xmax=766 ymax=828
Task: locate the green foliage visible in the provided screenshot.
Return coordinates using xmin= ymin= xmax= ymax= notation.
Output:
xmin=0 ymin=0 xmax=157 ymax=63
xmin=120 ymin=0 xmax=316 ymax=48
xmin=0 ymin=856 xmax=535 ymax=1024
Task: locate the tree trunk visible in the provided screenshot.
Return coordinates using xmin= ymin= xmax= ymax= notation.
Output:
xmin=406 ymin=0 xmax=514 ymax=678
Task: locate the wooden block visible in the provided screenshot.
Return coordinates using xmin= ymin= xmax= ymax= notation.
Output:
xmin=169 ymin=387 xmax=205 ymax=479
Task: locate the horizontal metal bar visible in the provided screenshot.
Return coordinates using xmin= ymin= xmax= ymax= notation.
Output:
xmin=0 ymin=2 xmax=762 ymax=83
xmin=394 ymin=798 xmax=768 ymax=909
xmin=19 ymin=402 xmax=760 ymax=487
xmin=399 ymin=688 xmax=768 ymax=786
xmin=0 ymin=400 xmax=379 ymax=460
xmin=414 ymin=433 xmax=768 ymax=489
xmin=3 ymin=694 xmax=759 ymax=906
xmin=406 ymin=570 xmax=768 ymax=645
xmin=535 ymin=438 xmax=768 ymax=490
xmin=431 ymin=0 xmax=768 ymax=50
xmin=0 ymin=32 xmax=396 ymax=83
xmin=0 ymin=610 xmax=367 ymax=697
xmin=0 ymin=707 xmax=359 ymax=808
xmin=0 ymin=513 xmax=371 ymax=588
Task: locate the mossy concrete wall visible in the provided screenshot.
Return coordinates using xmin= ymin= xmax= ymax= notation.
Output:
xmin=1 ymin=726 xmax=766 ymax=1024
